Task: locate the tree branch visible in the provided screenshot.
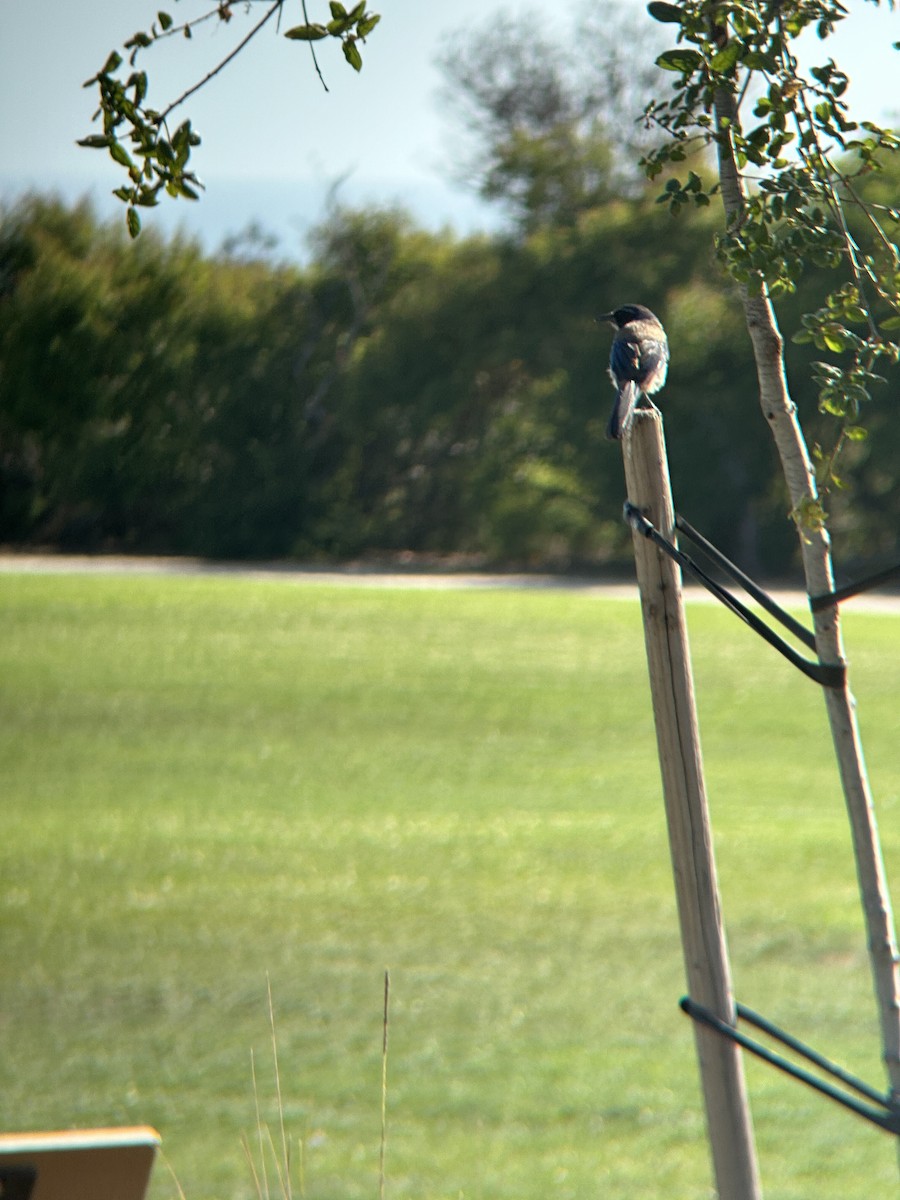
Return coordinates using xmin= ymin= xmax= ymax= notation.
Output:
xmin=158 ymin=0 xmax=285 ymax=125
xmin=301 ymin=0 xmax=329 ymax=92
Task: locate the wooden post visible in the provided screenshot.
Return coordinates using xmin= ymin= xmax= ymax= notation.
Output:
xmin=622 ymin=410 xmax=762 ymax=1200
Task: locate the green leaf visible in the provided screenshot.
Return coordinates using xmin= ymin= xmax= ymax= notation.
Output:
xmin=743 ymin=51 xmax=778 ymax=72
xmin=172 ymin=120 xmax=192 ymax=151
xmin=357 ymin=13 xmax=380 ymax=37
xmin=329 ymin=1 xmax=347 ymax=16
xmin=284 ymin=23 xmax=329 ymax=40
xmin=812 ymin=361 xmax=842 ymax=380
xmin=128 ymin=70 xmax=148 ymax=104
xmin=819 ymin=392 xmax=845 ymax=415
xmin=158 ymin=11 xmax=173 ymax=30
xmin=102 ymin=50 xmax=123 ymax=75
xmin=656 ymin=48 xmax=702 ymax=73
xmin=793 ymin=495 xmax=828 ymax=531
xmin=342 ymin=38 xmax=363 ymax=71
xmin=711 ymin=42 xmax=742 ymax=73
xmin=77 ymin=134 xmax=112 ymax=149
xmin=647 ymin=2 xmax=683 ymax=23
xmin=822 ymin=329 xmax=851 ymax=353
xmin=879 ymin=315 xmax=900 ymax=330
xmin=126 ymin=207 xmax=142 ymax=238
xmin=109 ymin=141 xmax=135 ymax=169
xmin=844 ymin=425 xmax=868 ymax=441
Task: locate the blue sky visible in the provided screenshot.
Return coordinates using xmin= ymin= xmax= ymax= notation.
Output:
xmin=1 ymin=1 xmax=898 ymax=258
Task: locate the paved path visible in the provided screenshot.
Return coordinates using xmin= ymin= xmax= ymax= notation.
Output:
xmin=2 ymin=552 xmax=899 ymax=612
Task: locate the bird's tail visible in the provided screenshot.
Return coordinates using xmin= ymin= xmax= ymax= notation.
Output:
xmin=606 ymin=380 xmax=638 ymax=441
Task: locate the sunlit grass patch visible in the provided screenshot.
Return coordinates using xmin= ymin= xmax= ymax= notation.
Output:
xmin=1 ymin=572 xmax=898 ymax=1198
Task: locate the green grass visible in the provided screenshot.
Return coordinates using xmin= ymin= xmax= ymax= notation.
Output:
xmin=1 ymin=571 xmax=899 ymax=1199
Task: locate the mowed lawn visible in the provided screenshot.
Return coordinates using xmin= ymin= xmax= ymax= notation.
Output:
xmin=1 ymin=569 xmax=899 ymax=1200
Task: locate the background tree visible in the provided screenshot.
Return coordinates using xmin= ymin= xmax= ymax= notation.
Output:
xmin=436 ymin=2 xmax=667 ymax=232
xmin=0 ymin=189 xmax=764 ymax=564
xmin=7 ymin=175 xmax=898 ymax=569
xmin=6 ymin=0 xmax=899 ymax=575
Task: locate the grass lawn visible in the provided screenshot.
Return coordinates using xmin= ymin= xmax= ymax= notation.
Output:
xmin=1 ymin=569 xmax=899 ymax=1199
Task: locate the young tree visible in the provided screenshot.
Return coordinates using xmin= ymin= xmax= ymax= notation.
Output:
xmin=641 ymin=0 xmax=900 ymax=1116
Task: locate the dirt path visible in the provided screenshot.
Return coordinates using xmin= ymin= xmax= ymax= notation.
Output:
xmin=2 ymin=552 xmax=900 ymax=612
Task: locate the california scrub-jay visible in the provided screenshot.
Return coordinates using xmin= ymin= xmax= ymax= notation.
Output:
xmin=598 ymin=304 xmax=669 ymax=440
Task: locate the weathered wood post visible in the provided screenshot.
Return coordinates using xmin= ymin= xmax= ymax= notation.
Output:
xmin=621 ymin=409 xmax=762 ymax=1200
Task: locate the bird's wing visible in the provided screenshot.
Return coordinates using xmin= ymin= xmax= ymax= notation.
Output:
xmin=610 ymin=334 xmax=643 ymax=382
xmin=638 ymin=339 xmax=669 ymax=382
xmin=612 ymin=335 xmax=668 ymax=385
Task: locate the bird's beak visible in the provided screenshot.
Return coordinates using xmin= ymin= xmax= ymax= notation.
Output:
xmin=595 ymin=312 xmax=615 ymax=325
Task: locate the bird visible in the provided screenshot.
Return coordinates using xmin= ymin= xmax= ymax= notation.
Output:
xmin=598 ymin=304 xmax=669 ymax=440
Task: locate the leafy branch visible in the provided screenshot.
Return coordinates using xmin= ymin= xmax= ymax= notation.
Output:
xmin=79 ymin=1 xmax=381 ymax=238
xmin=640 ymin=0 xmax=900 ymax=514
xmin=286 ymin=0 xmax=381 ymax=72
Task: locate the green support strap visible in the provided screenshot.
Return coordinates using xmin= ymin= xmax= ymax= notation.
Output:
xmin=623 ymin=502 xmax=846 ymax=689
xmin=682 ymin=997 xmax=900 ymax=1136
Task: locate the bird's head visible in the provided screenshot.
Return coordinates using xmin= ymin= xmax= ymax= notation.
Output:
xmin=597 ymin=303 xmax=661 ymax=329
